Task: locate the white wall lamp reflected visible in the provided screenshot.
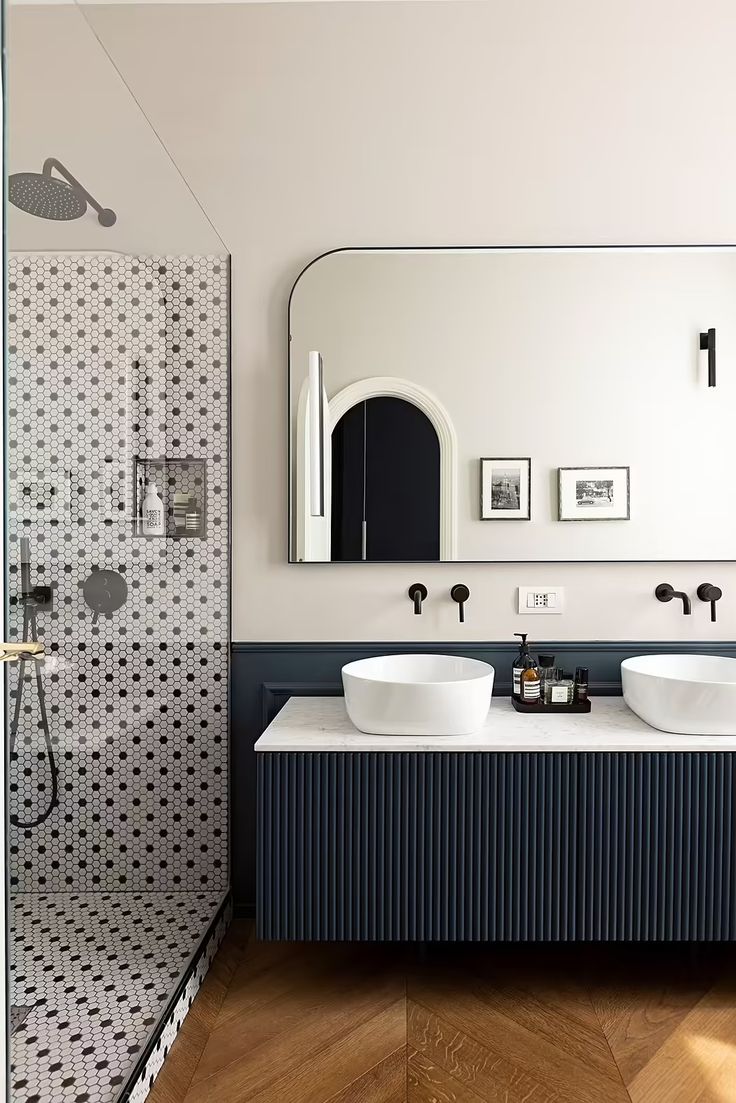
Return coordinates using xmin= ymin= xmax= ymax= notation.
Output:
xmin=308 ymin=350 xmax=325 ymax=516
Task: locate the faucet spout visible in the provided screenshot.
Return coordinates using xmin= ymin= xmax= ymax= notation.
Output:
xmin=655 ymin=583 xmax=691 ymax=615
xmin=408 ymin=583 xmax=428 ymax=615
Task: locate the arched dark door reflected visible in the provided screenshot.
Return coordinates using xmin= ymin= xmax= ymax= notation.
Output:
xmin=331 ymin=396 xmax=440 ymax=561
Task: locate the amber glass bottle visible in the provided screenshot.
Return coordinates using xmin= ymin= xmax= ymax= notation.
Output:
xmin=520 ymin=653 xmax=541 ymax=703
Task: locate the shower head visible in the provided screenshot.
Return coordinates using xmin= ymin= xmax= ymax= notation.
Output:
xmin=9 ymin=158 xmax=116 ymax=226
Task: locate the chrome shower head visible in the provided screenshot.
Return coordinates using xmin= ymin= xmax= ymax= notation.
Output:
xmin=9 ymin=158 xmax=116 ymax=226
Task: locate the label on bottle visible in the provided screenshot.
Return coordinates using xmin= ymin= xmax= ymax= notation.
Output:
xmin=522 ymin=679 xmax=540 ymax=701
xmin=550 ymin=684 xmax=569 ymax=704
xmin=513 ymin=669 xmax=521 ymax=695
xmin=144 ymin=508 xmax=164 ymax=535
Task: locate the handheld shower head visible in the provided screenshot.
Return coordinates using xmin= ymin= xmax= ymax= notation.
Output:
xmin=9 ymin=158 xmax=116 ymax=226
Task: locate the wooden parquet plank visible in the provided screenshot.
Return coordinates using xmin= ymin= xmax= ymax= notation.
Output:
xmin=215 ymin=936 xmax=308 ymax=1026
xmin=409 ymin=975 xmax=629 ymax=1103
xmin=591 ymin=977 xmax=715 ymax=1088
xmin=244 ymin=1000 xmax=406 ymax=1103
xmin=324 ymin=1045 xmax=407 ymax=1103
xmin=626 ymin=981 xmax=736 ymax=1103
xmin=408 ymin=999 xmax=561 ymax=1103
xmin=461 ymin=967 xmax=617 ymax=1080
xmin=147 ymin=920 xmax=250 ymax=1103
xmin=408 ymin=1047 xmax=489 ymax=1103
xmin=184 ymin=964 xmax=405 ymax=1101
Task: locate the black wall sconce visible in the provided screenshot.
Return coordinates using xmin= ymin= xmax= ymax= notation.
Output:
xmin=700 ymin=327 xmax=716 ymax=387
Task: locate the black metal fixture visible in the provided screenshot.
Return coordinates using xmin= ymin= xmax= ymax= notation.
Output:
xmin=450 ymin=584 xmax=470 ymax=623
xmin=655 ymin=583 xmax=691 ymax=615
xmin=408 ymin=583 xmax=428 ymax=615
xmin=697 ymin=582 xmax=723 ymax=623
xmin=80 ymin=569 xmax=128 ymax=624
xmin=8 ymin=538 xmax=59 ymax=829
xmin=700 ymin=327 xmax=716 ymax=387
xmin=9 ymin=158 xmax=117 ymax=225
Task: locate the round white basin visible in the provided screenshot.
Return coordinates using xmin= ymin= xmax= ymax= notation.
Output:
xmin=342 ymin=653 xmax=494 ymax=736
xmin=621 ymin=654 xmax=736 ymax=735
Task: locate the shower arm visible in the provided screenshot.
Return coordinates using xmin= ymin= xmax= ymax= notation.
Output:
xmin=43 ymin=158 xmax=109 ymax=222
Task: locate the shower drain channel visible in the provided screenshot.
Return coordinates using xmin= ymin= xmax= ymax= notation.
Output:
xmin=10 ymin=1006 xmax=34 ymax=1034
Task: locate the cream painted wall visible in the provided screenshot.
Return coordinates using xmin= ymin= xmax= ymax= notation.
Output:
xmin=9 ymin=0 xmax=736 ymax=640
xmin=7 ymin=5 xmax=223 ymax=253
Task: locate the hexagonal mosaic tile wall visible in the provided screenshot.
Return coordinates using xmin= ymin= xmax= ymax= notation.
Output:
xmin=7 ymin=253 xmax=229 ymax=893
xmin=7 ymin=254 xmax=230 ymax=1103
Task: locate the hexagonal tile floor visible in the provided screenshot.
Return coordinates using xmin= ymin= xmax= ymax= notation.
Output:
xmin=10 ymin=892 xmax=225 ymax=1103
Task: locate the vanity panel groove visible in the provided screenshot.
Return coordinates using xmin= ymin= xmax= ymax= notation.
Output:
xmin=257 ymin=750 xmax=736 ymax=942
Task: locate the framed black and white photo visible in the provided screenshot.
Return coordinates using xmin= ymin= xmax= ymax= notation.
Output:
xmin=558 ymin=466 xmax=630 ymax=521
xmin=480 ymin=458 xmax=531 ymax=520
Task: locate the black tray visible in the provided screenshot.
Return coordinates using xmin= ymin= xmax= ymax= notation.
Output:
xmin=512 ymin=696 xmax=591 ymax=714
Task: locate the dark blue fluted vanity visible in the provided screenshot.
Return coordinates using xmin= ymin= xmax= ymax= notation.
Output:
xmin=256 ymin=697 xmax=736 ymax=942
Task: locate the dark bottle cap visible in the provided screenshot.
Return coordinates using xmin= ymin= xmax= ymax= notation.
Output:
xmin=539 ymin=654 xmax=555 ymax=667
xmin=575 ymin=667 xmax=589 ymax=680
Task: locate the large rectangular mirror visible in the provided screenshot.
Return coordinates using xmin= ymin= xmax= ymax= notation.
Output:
xmin=289 ymin=247 xmax=735 ymax=562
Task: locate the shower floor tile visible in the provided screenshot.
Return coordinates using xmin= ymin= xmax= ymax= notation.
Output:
xmin=10 ymin=891 xmax=225 ymax=1103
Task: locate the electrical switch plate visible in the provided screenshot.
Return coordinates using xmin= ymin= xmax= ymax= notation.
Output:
xmin=517 ymin=586 xmax=565 ymax=614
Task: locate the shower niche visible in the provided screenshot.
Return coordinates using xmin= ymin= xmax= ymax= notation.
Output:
xmin=133 ymin=456 xmax=207 ymax=538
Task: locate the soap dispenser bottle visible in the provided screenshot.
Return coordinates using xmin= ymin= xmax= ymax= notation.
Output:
xmin=142 ymin=480 xmax=165 ymax=536
xmin=512 ymin=633 xmax=530 ymax=701
xmin=520 ymin=652 xmax=541 ymax=704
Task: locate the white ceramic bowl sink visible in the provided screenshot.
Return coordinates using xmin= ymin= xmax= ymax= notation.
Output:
xmin=621 ymin=654 xmax=736 ymax=735
xmin=342 ymin=654 xmax=494 ymax=736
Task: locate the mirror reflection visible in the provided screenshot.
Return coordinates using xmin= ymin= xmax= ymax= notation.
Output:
xmin=289 ymin=247 xmax=736 ymax=562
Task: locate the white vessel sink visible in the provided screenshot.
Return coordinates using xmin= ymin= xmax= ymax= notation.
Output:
xmin=621 ymin=654 xmax=736 ymax=735
xmin=342 ymin=654 xmax=494 ymax=736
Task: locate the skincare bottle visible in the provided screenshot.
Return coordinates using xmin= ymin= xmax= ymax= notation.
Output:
xmin=520 ymin=653 xmax=541 ymax=704
xmin=512 ymin=634 xmax=530 ymax=701
xmin=549 ymin=672 xmax=574 ymax=705
xmin=142 ymin=481 xmax=165 ymax=536
xmin=575 ymin=667 xmax=589 ymax=703
xmin=538 ymin=654 xmax=556 ymax=703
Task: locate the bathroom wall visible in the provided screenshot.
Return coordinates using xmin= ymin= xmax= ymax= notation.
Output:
xmin=9 ymin=0 xmax=736 ymax=641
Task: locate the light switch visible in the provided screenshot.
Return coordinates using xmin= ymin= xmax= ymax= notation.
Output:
xmin=517 ymin=586 xmax=565 ymax=614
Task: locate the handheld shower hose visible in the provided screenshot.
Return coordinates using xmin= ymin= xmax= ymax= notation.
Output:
xmin=8 ymin=539 xmax=59 ymax=829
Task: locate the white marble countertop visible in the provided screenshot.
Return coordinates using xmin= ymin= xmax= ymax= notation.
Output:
xmin=255 ymin=696 xmax=736 ymax=753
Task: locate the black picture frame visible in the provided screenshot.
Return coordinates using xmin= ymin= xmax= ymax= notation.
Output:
xmin=558 ymin=466 xmax=631 ymax=521
xmin=480 ymin=457 xmax=532 ymax=520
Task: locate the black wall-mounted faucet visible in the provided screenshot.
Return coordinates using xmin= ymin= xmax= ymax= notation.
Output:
xmin=450 ymin=584 xmax=470 ymax=623
xmin=408 ymin=583 xmax=428 ymax=615
xmin=697 ymin=583 xmax=723 ymax=622
xmin=655 ymin=583 xmax=691 ymax=615
xmin=700 ymin=327 xmax=716 ymax=387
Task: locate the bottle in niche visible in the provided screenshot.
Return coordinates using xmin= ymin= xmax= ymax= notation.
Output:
xmin=520 ymin=652 xmax=541 ymax=703
xmin=142 ymin=480 xmax=165 ymax=536
xmin=512 ymin=633 xmax=530 ymax=701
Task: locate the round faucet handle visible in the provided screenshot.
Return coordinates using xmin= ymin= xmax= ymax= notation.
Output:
xmin=450 ymin=584 xmax=470 ymax=623
xmin=697 ymin=583 xmax=722 ymax=602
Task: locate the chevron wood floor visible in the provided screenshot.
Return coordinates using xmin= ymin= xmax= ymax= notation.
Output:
xmin=148 ymin=922 xmax=736 ymax=1103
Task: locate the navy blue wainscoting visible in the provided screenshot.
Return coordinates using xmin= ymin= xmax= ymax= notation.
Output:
xmin=232 ymin=641 xmax=736 ymax=919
